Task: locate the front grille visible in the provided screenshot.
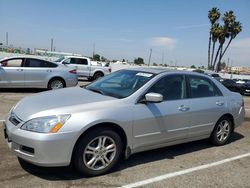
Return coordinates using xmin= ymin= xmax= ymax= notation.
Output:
xmin=9 ymin=112 xmax=22 ymax=126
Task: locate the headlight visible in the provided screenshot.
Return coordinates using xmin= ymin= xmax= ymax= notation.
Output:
xmin=21 ymin=114 xmax=71 ymax=133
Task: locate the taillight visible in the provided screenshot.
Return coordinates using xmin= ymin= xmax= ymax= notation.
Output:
xmin=69 ymin=69 xmax=77 ymax=74
xmin=108 ymin=68 xmax=111 ymax=72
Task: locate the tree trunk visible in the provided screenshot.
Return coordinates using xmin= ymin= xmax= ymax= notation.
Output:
xmin=208 ymin=33 xmax=212 ymax=69
xmin=210 ymin=41 xmax=216 ymax=68
xmin=216 ymin=45 xmax=223 ymax=72
xmin=212 ymin=44 xmax=221 ymax=71
xmin=221 ymin=37 xmax=233 ymax=59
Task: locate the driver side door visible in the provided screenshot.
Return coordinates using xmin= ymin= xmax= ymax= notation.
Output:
xmin=132 ymin=74 xmax=191 ymax=150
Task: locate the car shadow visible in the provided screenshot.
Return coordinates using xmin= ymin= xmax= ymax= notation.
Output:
xmin=0 ymin=88 xmax=46 ymax=93
xmin=18 ymin=132 xmax=244 ymax=181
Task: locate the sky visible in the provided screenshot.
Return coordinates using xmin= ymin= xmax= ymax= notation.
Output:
xmin=0 ymin=0 xmax=249 ymax=67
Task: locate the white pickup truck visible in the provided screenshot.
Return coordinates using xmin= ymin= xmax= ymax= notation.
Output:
xmin=55 ymin=56 xmax=111 ymax=80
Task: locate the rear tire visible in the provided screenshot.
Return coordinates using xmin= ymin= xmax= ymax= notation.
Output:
xmin=48 ymin=78 xmax=65 ymax=90
xmin=210 ymin=116 xmax=233 ymax=146
xmin=73 ymin=128 xmax=122 ymax=176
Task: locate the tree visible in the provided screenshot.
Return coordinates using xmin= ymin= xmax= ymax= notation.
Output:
xmin=153 ymin=63 xmax=158 ymax=66
xmin=207 ymin=9 xmax=242 ymax=71
xmin=190 ymin=65 xmax=196 ymax=69
xmin=134 ymin=57 xmax=144 ymax=65
xmin=208 ymin=7 xmax=221 ymax=69
xmin=93 ymin=54 xmax=100 ymax=61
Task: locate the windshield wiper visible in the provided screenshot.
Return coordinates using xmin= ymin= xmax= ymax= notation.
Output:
xmin=87 ymin=87 xmax=106 ymax=95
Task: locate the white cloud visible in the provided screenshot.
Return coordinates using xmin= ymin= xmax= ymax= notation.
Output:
xmin=151 ymin=37 xmax=177 ymax=49
xmin=231 ymin=37 xmax=250 ymax=48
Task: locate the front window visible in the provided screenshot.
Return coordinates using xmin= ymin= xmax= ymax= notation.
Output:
xmin=86 ymin=70 xmax=155 ymax=98
xmin=54 ymin=56 xmax=65 ymax=62
xmin=147 ymin=75 xmax=186 ymax=101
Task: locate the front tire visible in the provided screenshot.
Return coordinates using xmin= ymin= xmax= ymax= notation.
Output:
xmin=73 ymin=128 xmax=122 ymax=176
xmin=93 ymin=72 xmax=104 ymax=80
xmin=210 ymin=116 xmax=233 ymax=146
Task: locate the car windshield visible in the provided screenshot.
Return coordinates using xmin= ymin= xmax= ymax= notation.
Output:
xmin=85 ymin=69 xmax=155 ymax=98
xmin=54 ymin=56 xmax=65 ymax=62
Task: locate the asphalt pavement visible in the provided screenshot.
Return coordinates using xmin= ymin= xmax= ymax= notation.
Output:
xmin=0 ymin=81 xmax=250 ymax=188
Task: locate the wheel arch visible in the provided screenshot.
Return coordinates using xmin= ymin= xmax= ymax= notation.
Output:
xmin=71 ymin=122 xmax=128 ymax=161
xmin=47 ymin=76 xmax=66 ymax=88
xmin=216 ymin=113 xmax=235 ymax=132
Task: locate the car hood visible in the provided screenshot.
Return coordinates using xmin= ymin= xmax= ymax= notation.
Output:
xmin=12 ymin=87 xmax=116 ymax=121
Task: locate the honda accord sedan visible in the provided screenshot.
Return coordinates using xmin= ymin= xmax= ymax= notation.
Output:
xmin=3 ymin=68 xmax=245 ymax=176
xmin=0 ymin=56 xmax=78 ymax=89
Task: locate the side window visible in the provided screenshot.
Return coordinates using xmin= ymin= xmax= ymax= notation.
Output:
xmin=189 ymin=75 xmax=222 ymax=98
xmin=78 ymin=58 xmax=88 ymax=65
xmin=63 ymin=58 xmax=71 ymax=64
xmin=25 ymin=59 xmax=43 ymax=67
xmin=42 ymin=60 xmax=58 ymax=68
xmin=2 ymin=59 xmax=23 ymax=67
xmin=70 ymin=58 xmax=77 ymax=64
xmin=71 ymin=58 xmax=88 ymax=65
xmin=148 ymin=75 xmax=186 ymax=101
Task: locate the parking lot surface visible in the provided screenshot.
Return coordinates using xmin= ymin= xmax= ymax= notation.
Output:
xmin=0 ymin=82 xmax=250 ymax=188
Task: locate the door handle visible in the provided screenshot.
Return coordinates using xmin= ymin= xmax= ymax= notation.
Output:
xmin=216 ymin=101 xmax=224 ymax=106
xmin=46 ymin=70 xmax=52 ymax=72
xmin=178 ymin=105 xmax=190 ymax=112
xmin=17 ymin=69 xmax=23 ymax=71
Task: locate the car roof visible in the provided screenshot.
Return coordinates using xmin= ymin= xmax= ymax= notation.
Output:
xmin=0 ymin=56 xmax=54 ymax=63
xmin=124 ymin=67 xmax=206 ymax=76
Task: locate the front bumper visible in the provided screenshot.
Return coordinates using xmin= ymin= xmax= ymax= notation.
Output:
xmin=3 ymin=118 xmax=77 ymax=167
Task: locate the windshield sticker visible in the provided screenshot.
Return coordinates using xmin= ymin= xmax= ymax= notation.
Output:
xmin=136 ymin=72 xmax=153 ymax=77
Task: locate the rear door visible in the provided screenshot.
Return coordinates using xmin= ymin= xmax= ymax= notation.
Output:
xmin=0 ymin=58 xmax=25 ymax=87
xmin=23 ymin=58 xmax=57 ymax=87
xmin=187 ymin=75 xmax=225 ymax=137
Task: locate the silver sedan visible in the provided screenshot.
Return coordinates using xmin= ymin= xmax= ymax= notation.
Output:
xmin=0 ymin=56 xmax=78 ymax=89
xmin=4 ymin=68 xmax=245 ymax=176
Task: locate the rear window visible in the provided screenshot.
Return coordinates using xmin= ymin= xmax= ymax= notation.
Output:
xmin=25 ymin=59 xmax=58 ymax=68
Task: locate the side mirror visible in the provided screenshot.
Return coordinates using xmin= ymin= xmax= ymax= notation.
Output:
xmin=144 ymin=92 xmax=163 ymax=103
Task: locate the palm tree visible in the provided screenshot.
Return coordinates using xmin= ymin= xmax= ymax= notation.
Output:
xmin=208 ymin=7 xmax=220 ymax=69
xmin=210 ymin=23 xmax=220 ymax=69
xmin=212 ymin=25 xmax=226 ymax=70
xmin=216 ymin=12 xmax=242 ymax=71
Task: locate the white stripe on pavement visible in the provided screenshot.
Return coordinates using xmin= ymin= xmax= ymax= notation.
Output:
xmin=0 ymin=120 xmax=5 ymax=123
xmin=120 ymin=152 xmax=250 ymax=188
xmin=245 ymin=108 xmax=250 ymax=111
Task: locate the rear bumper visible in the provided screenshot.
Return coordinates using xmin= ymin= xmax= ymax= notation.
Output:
xmin=234 ymin=106 xmax=245 ymax=128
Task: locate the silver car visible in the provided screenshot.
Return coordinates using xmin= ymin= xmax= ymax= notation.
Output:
xmin=0 ymin=56 xmax=78 ymax=89
xmin=4 ymin=68 xmax=245 ymax=176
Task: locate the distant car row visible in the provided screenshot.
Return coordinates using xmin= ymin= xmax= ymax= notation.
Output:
xmin=0 ymin=56 xmax=111 ymax=89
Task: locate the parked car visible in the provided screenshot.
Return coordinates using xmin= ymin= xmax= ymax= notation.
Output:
xmin=204 ymin=71 xmax=221 ymax=80
xmin=55 ymin=56 xmax=111 ymax=80
xmin=0 ymin=57 xmax=78 ymax=89
xmin=4 ymin=68 xmax=245 ymax=176
xmin=218 ymin=78 xmax=245 ymax=95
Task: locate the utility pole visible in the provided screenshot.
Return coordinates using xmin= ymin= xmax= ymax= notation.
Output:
xmin=6 ymin=32 xmax=8 ymax=46
xmin=93 ymin=43 xmax=95 ymax=58
xmin=161 ymin=51 xmax=164 ymax=65
xmin=50 ymin=38 xmax=53 ymax=51
xmin=148 ymin=48 xmax=152 ymax=66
